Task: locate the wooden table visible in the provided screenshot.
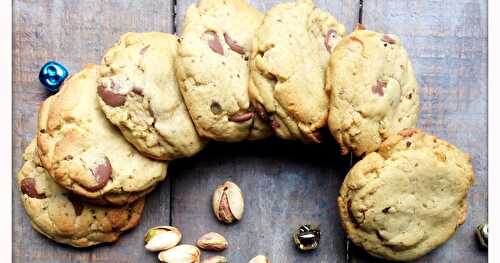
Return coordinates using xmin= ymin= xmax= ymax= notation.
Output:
xmin=12 ymin=0 xmax=488 ymax=262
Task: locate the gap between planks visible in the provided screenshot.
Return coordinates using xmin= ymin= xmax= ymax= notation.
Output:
xmin=168 ymin=0 xmax=365 ymax=262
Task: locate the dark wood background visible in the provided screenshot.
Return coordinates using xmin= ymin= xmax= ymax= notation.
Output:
xmin=12 ymin=0 xmax=487 ymax=262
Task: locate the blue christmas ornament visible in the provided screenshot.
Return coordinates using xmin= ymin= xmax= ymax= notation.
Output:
xmin=39 ymin=61 xmax=68 ymax=93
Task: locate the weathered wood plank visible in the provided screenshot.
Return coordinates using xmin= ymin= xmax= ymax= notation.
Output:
xmin=12 ymin=1 xmax=174 ymax=262
xmin=349 ymin=1 xmax=488 ymax=262
xmin=13 ymin=0 xmax=488 ymax=262
xmin=172 ymin=1 xmax=358 ymax=262
xmin=171 ymin=140 xmax=352 ymax=262
xmin=175 ymin=0 xmax=360 ymax=34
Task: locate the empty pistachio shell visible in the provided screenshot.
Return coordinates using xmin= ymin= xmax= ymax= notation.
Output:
xmin=202 ymin=256 xmax=228 ymax=263
xmin=196 ymin=232 xmax=228 ymax=251
xmin=249 ymin=255 xmax=270 ymax=263
xmin=144 ymin=226 xmax=182 ymax=252
xmin=212 ymin=181 xmax=244 ymax=224
xmin=158 ymin=244 xmax=201 ymax=263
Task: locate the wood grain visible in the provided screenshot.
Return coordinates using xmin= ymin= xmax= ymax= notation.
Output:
xmin=348 ymin=0 xmax=488 ymax=262
xmin=170 ymin=139 xmax=351 ymax=262
xmin=175 ymin=0 xmax=360 ymax=34
xmin=12 ymin=1 xmax=174 ymax=262
xmin=12 ymin=0 xmax=488 ymax=262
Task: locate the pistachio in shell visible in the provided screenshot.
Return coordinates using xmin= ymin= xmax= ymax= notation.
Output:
xmin=144 ymin=226 xmax=182 ymax=252
xmin=249 ymin=255 xmax=270 ymax=263
xmin=212 ymin=181 xmax=244 ymax=224
xmin=202 ymin=256 xmax=227 ymax=263
xmin=196 ymin=232 xmax=228 ymax=251
xmin=158 ymin=244 xmax=201 ymax=263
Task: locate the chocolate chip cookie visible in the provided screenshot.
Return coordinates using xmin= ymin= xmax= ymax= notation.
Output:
xmin=338 ymin=129 xmax=474 ymax=261
xmin=18 ymin=140 xmax=145 ymax=247
xmin=37 ymin=65 xmax=167 ymax=202
xmin=98 ymin=32 xmax=206 ymax=160
xmin=249 ymin=0 xmax=345 ymax=143
xmin=176 ymin=0 xmax=271 ymax=142
xmin=327 ymin=28 xmax=420 ymax=156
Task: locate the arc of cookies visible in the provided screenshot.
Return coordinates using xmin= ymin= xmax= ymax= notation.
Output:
xmin=16 ymin=1 xmax=474 ymax=259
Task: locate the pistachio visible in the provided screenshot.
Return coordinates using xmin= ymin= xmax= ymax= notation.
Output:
xmin=202 ymin=256 xmax=227 ymax=263
xmin=158 ymin=244 xmax=201 ymax=263
xmin=324 ymin=29 xmax=337 ymax=52
xmin=212 ymin=181 xmax=244 ymax=224
xmin=382 ymin=34 xmax=396 ymax=44
xmin=196 ymin=232 xmax=228 ymax=251
xmin=223 ymin=33 xmax=245 ymax=55
xmin=249 ymin=255 xmax=270 ymax=263
xmin=229 ymin=111 xmax=253 ymax=123
xmin=371 ymin=80 xmax=387 ymax=96
xmin=144 ymin=226 xmax=182 ymax=252
xmin=206 ymin=31 xmax=224 ymax=55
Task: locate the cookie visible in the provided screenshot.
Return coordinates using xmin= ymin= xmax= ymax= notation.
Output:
xmin=338 ymin=129 xmax=474 ymax=261
xmin=98 ymin=32 xmax=206 ymax=160
xmin=37 ymin=65 xmax=167 ymax=202
xmin=18 ymin=140 xmax=145 ymax=247
xmin=176 ymin=0 xmax=271 ymax=142
xmin=249 ymin=0 xmax=345 ymax=143
xmin=327 ymin=28 xmax=420 ymax=156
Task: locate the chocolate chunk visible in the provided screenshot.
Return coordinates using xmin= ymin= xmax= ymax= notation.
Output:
xmin=223 ymin=33 xmax=245 ymax=55
xmin=376 ymin=230 xmax=386 ymax=241
xmin=20 ymin=178 xmax=46 ymax=199
xmin=229 ymin=111 xmax=253 ymax=122
xmin=254 ymin=102 xmax=269 ymax=122
xmin=371 ymin=80 xmax=387 ymax=96
xmin=132 ymin=86 xmax=144 ymax=96
xmin=324 ymin=29 xmax=337 ymax=53
xmin=68 ymin=195 xmax=84 ymax=216
xmin=85 ymin=157 xmax=112 ymax=192
xmin=206 ymin=31 xmax=224 ymax=55
xmin=97 ymin=85 xmax=126 ymax=107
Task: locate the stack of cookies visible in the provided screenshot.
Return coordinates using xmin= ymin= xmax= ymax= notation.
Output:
xmin=17 ymin=0 xmax=474 ymax=261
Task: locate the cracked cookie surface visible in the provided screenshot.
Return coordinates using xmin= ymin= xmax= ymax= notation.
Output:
xmin=327 ymin=29 xmax=420 ymax=156
xmin=18 ymin=140 xmax=145 ymax=247
xmin=98 ymin=32 xmax=206 ymax=160
xmin=37 ymin=65 xmax=167 ymax=203
xmin=249 ymin=0 xmax=345 ymax=143
xmin=338 ymin=129 xmax=474 ymax=261
xmin=176 ymin=0 xmax=271 ymax=142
